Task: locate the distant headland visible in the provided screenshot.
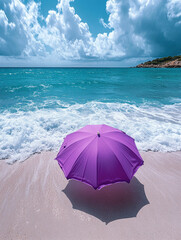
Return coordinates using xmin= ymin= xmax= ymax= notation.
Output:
xmin=136 ymin=55 xmax=181 ymax=68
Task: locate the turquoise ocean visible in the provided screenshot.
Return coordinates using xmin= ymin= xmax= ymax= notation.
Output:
xmin=0 ymin=68 xmax=181 ymax=163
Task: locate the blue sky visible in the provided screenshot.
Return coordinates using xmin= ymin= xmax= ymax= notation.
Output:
xmin=31 ymin=0 xmax=110 ymax=36
xmin=0 ymin=0 xmax=181 ymax=67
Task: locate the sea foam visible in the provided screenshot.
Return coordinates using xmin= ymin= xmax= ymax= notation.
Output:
xmin=0 ymin=101 xmax=181 ymax=164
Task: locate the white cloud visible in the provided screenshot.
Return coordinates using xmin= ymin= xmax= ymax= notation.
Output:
xmin=0 ymin=0 xmax=181 ymax=66
xmin=41 ymin=0 xmax=93 ymax=60
xmin=167 ymin=0 xmax=181 ymax=19
xmin=99 ymin=18 xmax=111 ymax=29
xmin=0 ymin=0 xmax=44 ymax=56
xmin=98 ymin=0 xmax=181 ymax=58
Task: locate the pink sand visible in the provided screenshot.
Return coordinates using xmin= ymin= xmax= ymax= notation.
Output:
xmin=0 ymin=151 xmax=181 ymax=240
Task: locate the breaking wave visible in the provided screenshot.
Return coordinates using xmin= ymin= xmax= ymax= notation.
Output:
xmin=0 ymin=101 xmax=181 ymax=164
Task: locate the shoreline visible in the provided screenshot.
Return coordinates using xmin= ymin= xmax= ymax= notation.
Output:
xmin=0 ymin=151 xmax=181 ymax=239
xmin=1 ymin=149 xmax=181 ymax=164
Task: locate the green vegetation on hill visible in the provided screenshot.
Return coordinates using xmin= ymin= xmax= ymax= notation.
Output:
xmin=143 ymin=55 xmax=181 ymax=65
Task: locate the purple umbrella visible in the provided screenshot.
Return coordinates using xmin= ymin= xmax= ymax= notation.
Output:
xmin=55 ymin=124 xmax=143 ymax=189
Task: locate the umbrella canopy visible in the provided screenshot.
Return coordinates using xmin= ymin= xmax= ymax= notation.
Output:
xmin=55 ymin=124 xmax=143 ymax=189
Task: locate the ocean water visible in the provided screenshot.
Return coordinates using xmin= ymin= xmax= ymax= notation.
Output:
xmin=0 ymin=67 xmax=181 ymax=163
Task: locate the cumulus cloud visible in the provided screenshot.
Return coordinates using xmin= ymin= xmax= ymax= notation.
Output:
xmin=40 ymin=0 xmax=94 ymax=60
xmin=0 ymin=0 xmax=181 ymax=65
xmin=0 ymin=0 xmax=45 ymax=56
xmin=101 ymin=0 xmax=181 ymax=57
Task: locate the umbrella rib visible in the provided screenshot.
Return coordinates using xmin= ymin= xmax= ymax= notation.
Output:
xmin=118 ymin=149 xmax=143 ymax=179
xmin=57 ymin=136 xmax=94 ymax=171
xmin=67 ymin=136 xmax=97 ymax=179
xmin=81 ymin=137 xmax=97 ymax=181
xmin=102 ymin=130 xmax=126 ymax=135
xmin=77 ymin=130 xmax=95 ymax=134
xmin=103 ymin=136 xmax=143 ymax=175
xmin=61 ymin=135 xmax=94 ymax=153
xmin=103 ymin=132 xmax=136 ymax=148
xmin=103 ymin=135 xmax=142 ymax=160
xmin=100 ymin=138 xmax=130 ymax=182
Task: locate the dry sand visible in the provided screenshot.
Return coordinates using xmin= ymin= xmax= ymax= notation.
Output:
xmin=0 ymin=151 xmax=181 ymax=240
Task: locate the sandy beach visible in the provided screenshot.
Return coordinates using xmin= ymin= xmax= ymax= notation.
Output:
xmin=1 ymin=0 xmax=181 ymax=238
xmin=0 ymin=151 xmax=181 ymax=240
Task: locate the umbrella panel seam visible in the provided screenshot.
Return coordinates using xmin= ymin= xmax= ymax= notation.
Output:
xmin=100 ymin=137 xmax=131 ymax=182
xmin=67 ymin=136 xmax=97 ymax=179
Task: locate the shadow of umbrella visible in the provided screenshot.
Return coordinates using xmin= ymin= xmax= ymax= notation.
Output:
xmin=62 ymin=177 xmax=149 ymax=224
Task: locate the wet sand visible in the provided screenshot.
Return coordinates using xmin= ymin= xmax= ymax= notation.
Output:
xmin=0 ymin=151 xmax=181 ymax=240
